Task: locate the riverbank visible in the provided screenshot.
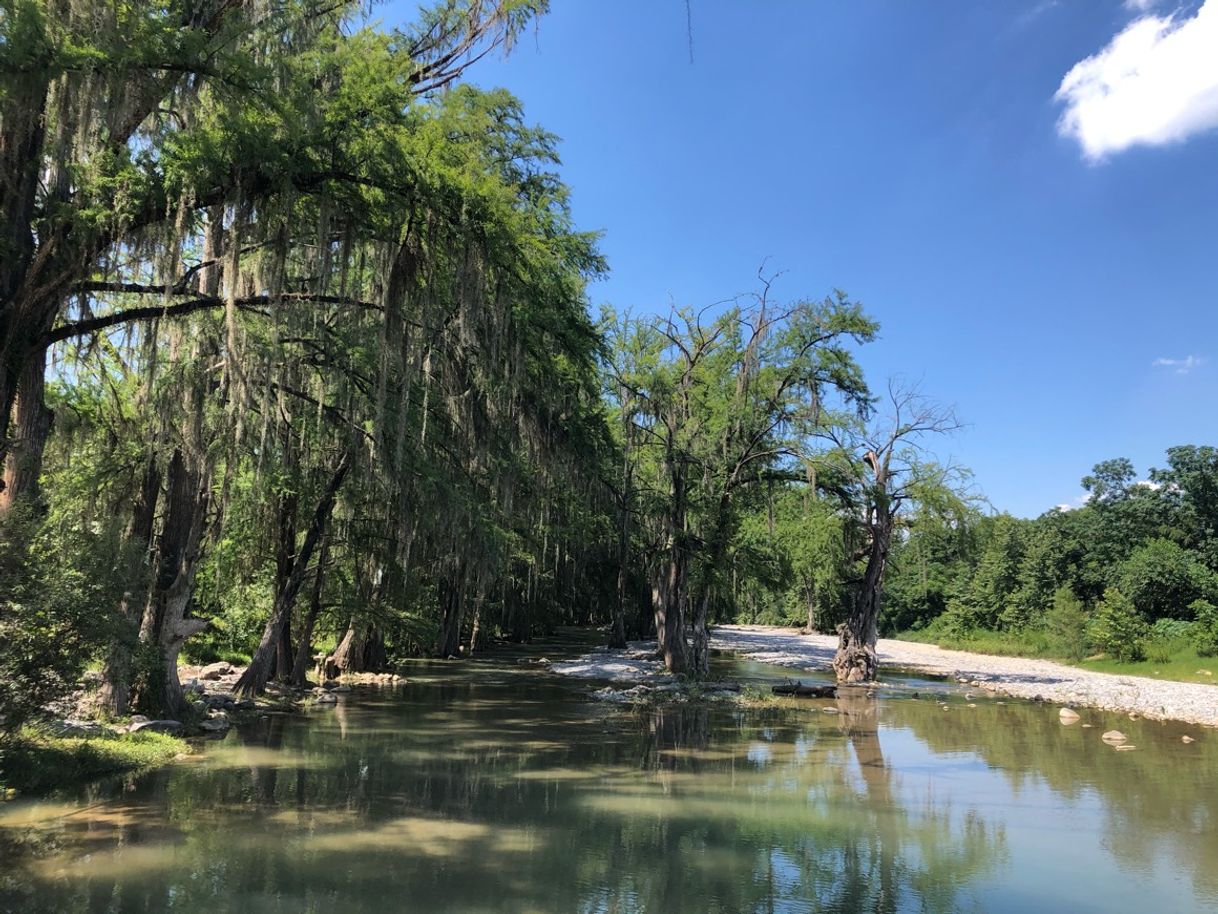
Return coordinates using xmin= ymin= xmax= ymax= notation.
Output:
xmin=713 ymin=625 xmax=1218 ymax=727
xmin=0 ymin=728 xmax=187 ymax=795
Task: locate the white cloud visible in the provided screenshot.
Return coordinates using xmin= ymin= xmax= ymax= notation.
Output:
xmin=1055 ymin=1 xmax=1218 ymax=160
xmin=1152 ymin=354 xmax=1204 ymax=373
xmin=1123 ymin=0 xmax=1162 ymax=11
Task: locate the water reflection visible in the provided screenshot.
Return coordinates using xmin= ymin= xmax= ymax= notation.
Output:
xmin=1 ymin=654 xmax=1215 ymax=913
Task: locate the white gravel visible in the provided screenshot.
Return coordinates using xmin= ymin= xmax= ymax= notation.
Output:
xmin=714 ymin=625 xmax=1218 ymax=727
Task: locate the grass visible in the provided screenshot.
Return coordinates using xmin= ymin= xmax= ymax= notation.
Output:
xmin=0 ymin=726 xmax=188 ymax=796
xmin=894 ymin=625 xmax=1217 ymax=685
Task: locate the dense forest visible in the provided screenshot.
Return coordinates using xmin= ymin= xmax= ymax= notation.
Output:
xmin=2 ymin=0 xmax=1216 ymax=739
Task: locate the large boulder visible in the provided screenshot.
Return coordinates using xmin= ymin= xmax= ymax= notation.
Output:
xmin=199 ymin=662 xmax=234 ymax=681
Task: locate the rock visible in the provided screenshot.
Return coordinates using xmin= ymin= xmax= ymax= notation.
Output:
xmin=199 ymin=662 xmax=234 ymax=681
xmin=1128 ymin=712 xmax=1139 ymax=721
xmin=129 ymin=719 xmax=182 ymax=734
xmin=967 ymin=703 xmax=977 ymax=708
xmin=322 ymin=679 xmax=340 ymax=690
xmin=1059 ymin=708 xmax=1081 ymax=724
xmin=315 ymin=692 xmax=338 ymax=704
xmin=1115 ymin=744 xmax=1137 ymax=751
xmin=1182 ymin=735 xmax=1196 ymax=743
xmin=199 ymin=718 xmax=229 ymax=732
xmin=130 ymin=714 xmax=150 ymax=725
xmin=771 ymin=682 xmax=835 ymax=698
xmin=331 ymin=684 xmax=352 ymax=693
xmin=822 ymin=706 xmax=839 ymax=714
xmin=236 ymin=699 xmax=257 ymax=711
xmin=1101 ymin=730 xmax=1127 ymax=744
xmin=1081 ymin=723 xmax=1093 ymax=728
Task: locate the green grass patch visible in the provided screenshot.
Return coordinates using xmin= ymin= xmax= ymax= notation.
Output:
xmin=0 ymin=726 xmax=188 ymax=796
xmin=894 ymin=625 xmax=1218 ymax=685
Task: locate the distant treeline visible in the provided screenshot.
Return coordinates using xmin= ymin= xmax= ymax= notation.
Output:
xmin=734 ymin=448 xmax=1218 ymax=664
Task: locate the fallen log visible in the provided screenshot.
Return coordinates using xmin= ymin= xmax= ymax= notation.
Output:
xmin=771 ymin=681 xmax=837 ymax=698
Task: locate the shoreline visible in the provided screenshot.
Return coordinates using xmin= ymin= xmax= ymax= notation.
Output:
xmin=713 ymin=625 xmax=1218 ymax=727
xmin=546 ymin=626 xmax=1218 ymax=726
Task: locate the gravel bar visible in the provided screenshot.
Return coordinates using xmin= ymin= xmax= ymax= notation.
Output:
xmin=714 ymin=624 xmax=1218 ymax=727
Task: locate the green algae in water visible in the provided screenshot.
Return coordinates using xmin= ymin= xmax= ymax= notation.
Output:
xmin=1 ymin=657 xmax=1216 ymax=914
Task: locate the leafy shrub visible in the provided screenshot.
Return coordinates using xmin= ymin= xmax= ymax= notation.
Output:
xmin=0 ymin=509 xmax=123 ymax=733
xmin=1042 ymin=586 xmax=1089 ymax=661
xmin=1088 ymin=587 xmax=1149 ymax=662
xmin=1192 ymin=599 xmax=1218 ymax=657
xmin=1117 ymin=539 xmax=1218 ymax=622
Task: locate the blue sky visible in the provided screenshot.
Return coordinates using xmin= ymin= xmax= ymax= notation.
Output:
xmin=384 ymin=1 xmax=1218 ymax=517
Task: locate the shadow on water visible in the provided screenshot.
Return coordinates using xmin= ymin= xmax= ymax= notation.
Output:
xmin=2 ymin=639 xmax=1216 ymax=913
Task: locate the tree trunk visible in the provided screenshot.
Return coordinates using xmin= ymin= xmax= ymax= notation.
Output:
xmin=326 ymin=621 xmax=386 ymax=676
xmin=609 ymin=493 xmax=629 ymax=649
xmin=438 ymin=574 xmax=463 ymax=657
xmin=0 ymin=59 xmax=50 ymax=488
xmin=291 ymin=540 xmax=328 ymax=687
xmin=804 ymin=583 xmax=818 ymax=634
xmin=0 ymin=346 xmax=53 ymax=514
xmin=691 ymin=587 xmax=710 ymax=677
xmin=833 ymin=517 xmax=891 ymax=683
xmin=236 ymin=451 xmax=351 ymax=697
xmin=659 ymin=548 xmax=688 ymax=673
xmin=135 ymin=448 xmax=209 ymax=716
xmin=270 ymin=485 xmax=298 ymax=680
xmin=98 ymin=458 xmax=162 ymax=716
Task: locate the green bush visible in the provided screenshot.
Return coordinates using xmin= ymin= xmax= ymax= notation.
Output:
xmin=1042 ymin=586 xmax=1089 ymax=661
xmin=0 ymin=509 xmax=124 ymax=734
xmin=1192 ymin=599 xmax=1218 ymax=657
xmin=1088 ymin=587 xmax=1149 ymax=662
xmin=1116 ymin=539 xmax=1218 ymax=622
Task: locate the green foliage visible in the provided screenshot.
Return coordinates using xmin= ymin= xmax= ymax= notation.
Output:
xmin=0 ymin=509 xmax=125 ymax=733
xmin=1116 ymin=538 xmax=1217 ymax=622
xmin=879 ymin=448 xmax=1218 ymax=666
xmin=1088 ymin=588 xmax=1149 ymax=663
xmin=1041 ymin=586 xmax=1089 ymax=661
xmin=1192 ymin=600 xmax=1218 ymax=657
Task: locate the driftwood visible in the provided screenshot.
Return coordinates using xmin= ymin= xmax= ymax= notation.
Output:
xmin=771 ymin=681 xmax=837 ymax=698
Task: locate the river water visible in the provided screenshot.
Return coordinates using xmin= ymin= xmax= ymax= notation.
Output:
xmin=1 ymin=642 xmax=1216 ymax=913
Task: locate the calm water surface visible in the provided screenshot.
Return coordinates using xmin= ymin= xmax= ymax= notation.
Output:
xmin=1 ymin=642 xmax=1216 ymax=913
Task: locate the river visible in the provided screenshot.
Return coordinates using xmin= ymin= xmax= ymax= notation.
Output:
xmin=1 ymin=640 xmax=1215 ymax=913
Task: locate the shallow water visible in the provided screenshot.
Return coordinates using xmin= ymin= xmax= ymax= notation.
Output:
xmin=2 ymin=646 xmax=1216 ymax=914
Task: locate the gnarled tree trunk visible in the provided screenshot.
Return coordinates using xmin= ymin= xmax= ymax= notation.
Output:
xmin=833 ymin=514 xmax=891 ymax=684
xmin=138 ymin=448 xmax=209 ymax=716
